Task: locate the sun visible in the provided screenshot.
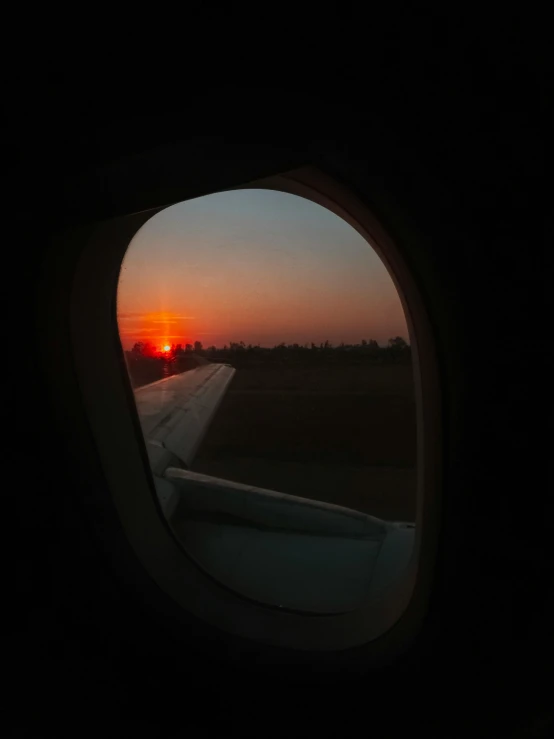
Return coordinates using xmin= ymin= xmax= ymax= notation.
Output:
xmin=163 ymin=345 xmax=171 ymax=352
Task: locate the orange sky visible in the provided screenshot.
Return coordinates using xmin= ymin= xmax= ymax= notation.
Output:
xmin=117 ymin=189 xmax=409 ymax=351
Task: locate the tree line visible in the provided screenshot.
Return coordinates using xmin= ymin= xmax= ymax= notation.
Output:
xmin=130 ymin=336 xmax=407 ymax=366
xmin=131 ymin=337 xmax=409 ymax=358
xmin=125 ymin=338 xmax=411 ymax=387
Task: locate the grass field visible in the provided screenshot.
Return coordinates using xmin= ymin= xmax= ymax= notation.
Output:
xmin=192 ymin=362 xmax=417 ymax=521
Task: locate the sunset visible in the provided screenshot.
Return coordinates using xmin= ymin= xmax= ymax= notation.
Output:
xmin=117 ymin=189 xmax=408 ymax=352
xmin=117 ymin=185 xmax=418 ymax=614
xmin=116 ymin=185 xmax=417 ymax=528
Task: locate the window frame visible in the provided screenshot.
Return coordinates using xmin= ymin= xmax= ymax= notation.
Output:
xmin=67 ymin=165 xmax=441 ymax=658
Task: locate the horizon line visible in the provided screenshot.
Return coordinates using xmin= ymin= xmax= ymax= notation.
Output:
xmin=124 ymin=338 xmax=410 ymax=351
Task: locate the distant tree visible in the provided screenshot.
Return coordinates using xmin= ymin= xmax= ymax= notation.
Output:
xmin=388 ymin=336 xmax=408 ymax=348
xmin=132 ymin=340 xmax=157 ymax=358
xmin=194 ymin=340 xmax=203 ymax=354
xmin=365 ymin=339 xmax=380 ymax=357
xmin=185 ymin=343 xmax=193 ymax=353
xmin=387 ymin=336 xmax=410 ymax=362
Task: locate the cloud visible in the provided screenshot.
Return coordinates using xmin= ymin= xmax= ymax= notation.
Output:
xmin=118 ymin=311 xmax=195 ymax=324
xmin=119 ymin=327 xmax=158 ymax=334
xmin=149 ymin=319 xmax=194 ymax=325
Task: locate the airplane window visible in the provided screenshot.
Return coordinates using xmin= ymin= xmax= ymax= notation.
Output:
xmin=116 ymin=188 xmax=417 ymax=615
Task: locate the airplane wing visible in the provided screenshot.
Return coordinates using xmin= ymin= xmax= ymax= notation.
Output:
xmin=133 ymin=362 xmax=235 ymax=477
xmin=134 ymin=363 xmax=415 ymax=615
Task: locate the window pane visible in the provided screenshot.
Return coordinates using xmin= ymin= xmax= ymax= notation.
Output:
xmin=117 ymin=189 xmax=416 ymax=613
